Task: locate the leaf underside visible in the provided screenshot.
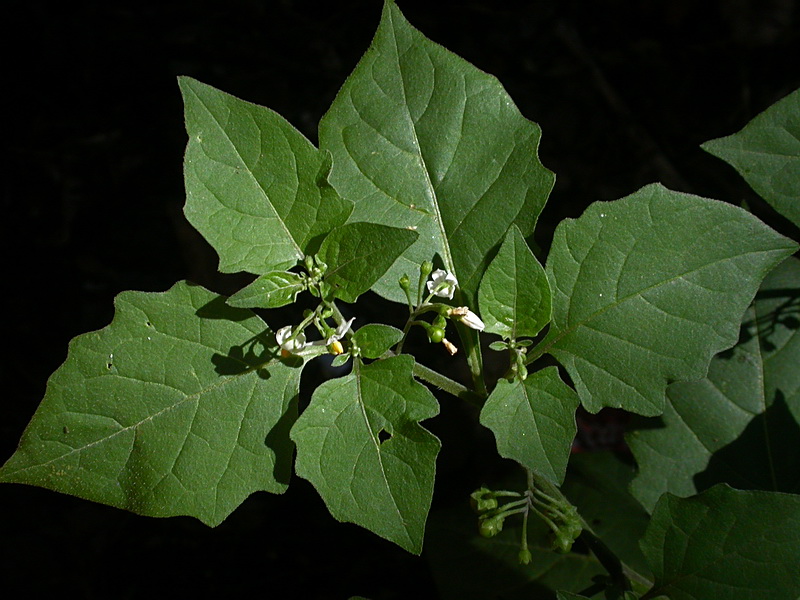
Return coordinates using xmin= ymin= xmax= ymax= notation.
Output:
xmin=0 ymin=282 xmax=303 ymax=527
xmin=542 ymin=183 xmax=797 ymax=416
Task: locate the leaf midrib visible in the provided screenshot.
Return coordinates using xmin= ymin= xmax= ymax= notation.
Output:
xmin=532 ymin=248 xmax=772 ymax=364
xmin=387 ymin=8 xmax=455 ymax=277
xmin=3 ymin=344 xmax=284 ymax=479
xmin=185 ymin=81 xmax=303 ymax=258
xmin=352 ymin=360 xmax=409 ymax=544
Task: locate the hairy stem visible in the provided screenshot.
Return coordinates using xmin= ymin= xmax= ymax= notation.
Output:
xmin=411 ymin=362 xmax=483 ymax=408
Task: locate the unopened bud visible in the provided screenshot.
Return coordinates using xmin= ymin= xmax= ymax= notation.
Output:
xmin=449 ymin=307 xmax=485 ymax=331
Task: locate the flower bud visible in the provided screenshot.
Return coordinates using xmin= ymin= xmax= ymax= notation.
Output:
xmin=449 ymin=307 xmax=485 ymax=331
xmin=478 ymin=516 xmax=504 ymax=538
xmin=518 ymin=548 xmax=532 ymax=565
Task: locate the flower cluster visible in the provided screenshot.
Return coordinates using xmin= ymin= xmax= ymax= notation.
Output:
xmin=275 ymin=318 xmax=354 ymax=357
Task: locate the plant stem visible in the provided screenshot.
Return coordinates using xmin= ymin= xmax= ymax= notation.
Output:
xmin=525 ymin=468 xmax=653 ymax=593
xmin=411 ymin=362 xmax=483 ymax=408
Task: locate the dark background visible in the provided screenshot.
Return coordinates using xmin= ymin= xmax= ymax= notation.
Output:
xmin=3 ymin=1 xmax=798 ymax=598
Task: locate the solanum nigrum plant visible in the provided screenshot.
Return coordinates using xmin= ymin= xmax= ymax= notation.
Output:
xmin=3 ymin=2 xmax=799 ymax=598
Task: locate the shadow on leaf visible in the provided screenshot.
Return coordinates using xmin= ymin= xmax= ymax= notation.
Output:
xmin=694 ymin=390 xmax=800 ymax=493
xmin=736 ymin=286 xmax=800 ymax=352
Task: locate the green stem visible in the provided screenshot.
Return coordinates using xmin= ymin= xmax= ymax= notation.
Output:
xmin=411 ymin=362 xmax=483 ymax=408
xmin=525 ymin=468 xmax=653 ymax=592
xmin=456 ymin=322 xmax=488 ymax=397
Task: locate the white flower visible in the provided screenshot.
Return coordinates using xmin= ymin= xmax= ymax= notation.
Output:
xmin=450 ymin=307 xmax=485 ymax=331
xmin=427 ymin=269 xmax=458 ymax=300
xmin=276 ymin=325 xmax=307 ymax=355
xmin=308 ymin=317 xmax=355 ymax=347
xmin=327 ymin=317 xmax=355 ymax=344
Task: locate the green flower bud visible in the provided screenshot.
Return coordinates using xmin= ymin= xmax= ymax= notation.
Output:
xmin=420 ymin=260 xmax=434 ymax=278
xmin=478 ymin=516 xmax=504 ymax=538
xmin=518 ymin=548 xmax=532 ymax=565
xmin=399 ymin=273 xmax=411 ymax=291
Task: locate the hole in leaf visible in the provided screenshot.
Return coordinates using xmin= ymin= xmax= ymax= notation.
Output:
xmin=145 ymin=321 xmax=153 ymax=327
xmin=378 ymin=429 xmax=391 ymax=444
xmin=106 ymin=363 xmax=113 ymax=369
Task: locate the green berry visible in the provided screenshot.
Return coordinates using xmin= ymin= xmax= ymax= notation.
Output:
xmin=429 ymin=327 xmax=445 ymax=343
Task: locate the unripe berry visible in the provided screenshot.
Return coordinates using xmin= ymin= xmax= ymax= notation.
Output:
xmin=428 ymin=327 xmax=445 ymax=344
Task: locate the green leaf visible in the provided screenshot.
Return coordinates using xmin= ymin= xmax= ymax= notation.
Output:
xmin=226 ymin=270 xmax=306 ymax=308
xmin=180 ymin=77 xmax=352 ymax=274
xmin=641 ymin=485 xmax=800 ymax=600
xmin=290 ymin=355 xmax=440 ymax=553
xmin=319 ymin=1 xmax=554 ymax=305
xmin=318 ymin=222 xmax=417 ymax=303
xmin=540 ymin=183 xmax=797 ymax=416
xmin=0 ymin=281 xmax=303 ymax=527
xmin=352 ymin=323 xmax=403 ymax=359
xmin=556 ymin=593 xmax=591 ymax=600
xmin=702 ymin=88 xmax=800 ymax=228
xmin=628 ymin=256 xmax=800 ymax=511
xmin=561 ymin=452 xmax=652 ymax=579
xmin=480 ymin=367 xmax=579 ymax=485
xmin=479 ymin=224 xmax=551 ymax=340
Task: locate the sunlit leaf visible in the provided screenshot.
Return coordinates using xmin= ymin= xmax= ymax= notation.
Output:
xmin=227 ymin=270 xmax=306 ymax=308
xmin=0 ymin=282 xmax=303 ymax=526
xmin=180 ymin=77 xmax=352 ymax=274
xmin=479 ymin=224 xmax=551 ymax=340
xmin=480 ymin=367 xmax=578 ymax=485
xmin=319 ymin=1 xmax=554 ymax=306
xmin=290 ymin=355 xmax=439 ymax=553
xmin=352 ymin=324 xmax=403 ymax=359
xmin=540 ymin=183 xmax=797 ymax=416
xmin=628 ymin=256 xmax=800 ymax=511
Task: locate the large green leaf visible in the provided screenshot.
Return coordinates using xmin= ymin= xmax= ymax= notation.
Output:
xmin=641 ymin=485 xmax=800 ymax=600
xmin=702 ymin=88 xmax=800 ymax=228
xmin=180 ymin=77 xmax=352 ymax=274
xmin=539 ymin=183 xmax=797 ymax=416
xmin=0 ymin=281 xmax=303 ymax=527
xmin=290 ymin=355 xmax=440 ymax=554
xmin=628 ymin=256 xmax=800 ymax=511
xmin=479 ymin=224 xmax=551 ymax=340
xmin=318 ymin=0 xmax=554 ymax=305
xmin=317 ymin=222 xmax=417 ymax=303
xmin=480 ymin=367 xmax=578 ymax=485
